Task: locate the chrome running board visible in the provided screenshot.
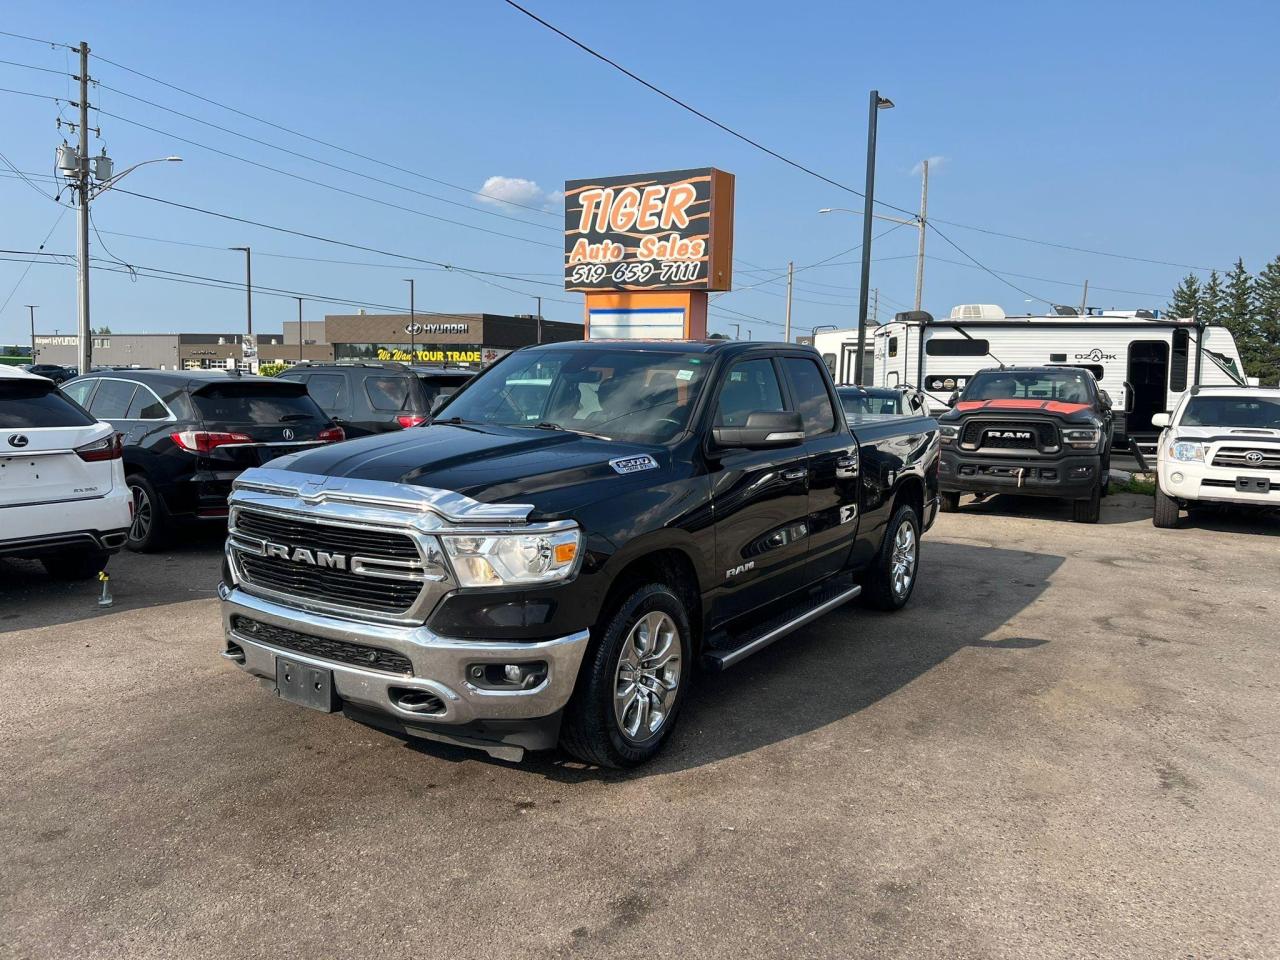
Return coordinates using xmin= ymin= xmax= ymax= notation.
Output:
xmin=705 ymin=583 xmax=862 ymax=670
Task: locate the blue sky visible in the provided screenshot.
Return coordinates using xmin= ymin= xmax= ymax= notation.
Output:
xmin=2 ymin=0 xmax=1278 ymax=346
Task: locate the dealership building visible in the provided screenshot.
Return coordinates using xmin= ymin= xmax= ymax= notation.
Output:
xmin=288 ymin=313 xmax=582 ymax=368
xmin=33 ymin=312 xmax=582 ymax=371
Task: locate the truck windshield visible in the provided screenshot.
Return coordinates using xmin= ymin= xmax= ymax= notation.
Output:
xmin=438 ymin=348 xmax=712 ymax=443
xmin=963 ymin=369 xmax=1092 ymax=404
xmin=1181 ymin=396 xmax=1280 ymax=428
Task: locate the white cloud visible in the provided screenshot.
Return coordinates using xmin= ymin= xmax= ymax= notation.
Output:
xmin=910 ymin=155 xmax=947 ymax=176
xmin=476 ymin=175 xmax=560 ymax=210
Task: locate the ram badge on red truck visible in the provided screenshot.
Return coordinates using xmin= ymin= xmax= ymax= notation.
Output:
xmin=219 ymin=339 xmax=940 ymax=766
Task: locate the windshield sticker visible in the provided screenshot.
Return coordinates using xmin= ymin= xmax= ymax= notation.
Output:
xmin=676 ymin=369 xmax=694 ymax=381
xmin=610 ymin=454 xmax=659 ymax=475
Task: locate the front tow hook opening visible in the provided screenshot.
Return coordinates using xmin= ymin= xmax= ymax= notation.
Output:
xmin=390 ymin=687 xmax=446 ymax=716
xmin=221 ymin=640 xmax=246 ymax=664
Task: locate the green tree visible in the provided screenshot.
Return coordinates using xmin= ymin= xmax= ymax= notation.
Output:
xmin=93 ymin=324 xmax=112 ymax=334
xmin=1253 ymin=255 xmax=1280 ymax=385
xmin=1167 ymin=273 xmax=1202 ymax=319
xmin=1221 ymin=258 xmax=1264 ymax=377
xmin=1199 ymin=270 xmax=1225 ymax=326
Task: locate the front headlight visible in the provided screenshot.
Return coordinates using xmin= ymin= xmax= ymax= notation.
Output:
xmin=938 ymin=424 xmax=959 ymax=444
xmin=1063 ymin=427 xmax=1101 ymax=448
xmin=1169 ymin=440 xmax=1206 ymax=462
xmin=441 ymin=527 xmax=582 ymax=587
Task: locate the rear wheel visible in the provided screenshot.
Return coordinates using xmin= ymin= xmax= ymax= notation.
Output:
xmin=126 ymin=475 xmax=169 ymax=552
xmin=862 ymin=503 xmax=921 ymax=611
xmin=939 ymin=491 xmax=961 ymax=513
xmin=1153 ymin=485 xmax=1181 ymax=528
xmin=560 ymin=583 xmax=691 ymax=768
xmin=42 ymin=550 xmax=110 ymax=581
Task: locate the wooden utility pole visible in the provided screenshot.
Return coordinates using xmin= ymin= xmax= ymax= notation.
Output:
xmin=784 ymin=261 xmax=794 ymax=343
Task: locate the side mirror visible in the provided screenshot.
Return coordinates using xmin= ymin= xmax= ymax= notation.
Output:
xmin=713 ymin=410 xmax=804 ymax=449
xmin=1099 ymin=389 xmax=1113 ymax=408
xmin=1122 ymin=381 xmax=1135 ymax=414
xmin=946 ymin=392 xmax=959 ymax=408
xmin=1150 ymin=412 xmax=1171 ymax=429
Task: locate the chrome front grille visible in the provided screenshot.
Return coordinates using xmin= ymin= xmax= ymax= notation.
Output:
xmin=1212 ymin=446 xmax=1280 ymax=472
xmin=228 ymin=506 xmax=447 ymax=620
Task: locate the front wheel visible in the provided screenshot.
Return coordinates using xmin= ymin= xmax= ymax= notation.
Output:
xmin=862 ymin=503 xmax=921 ymax=611
xmin=1072 ymin=481 xmax=1102 ymax=523
xmin=939 ymin=491 xmax=961 ymax=513
xmin=1153 ymin=485 xmax=1181 ymax=528
xmin=560 ymin=583 xmax=692 ymax=768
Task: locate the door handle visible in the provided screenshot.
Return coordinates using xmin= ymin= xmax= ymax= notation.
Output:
xmin=782 ymin=467 xmax=808 ymax=481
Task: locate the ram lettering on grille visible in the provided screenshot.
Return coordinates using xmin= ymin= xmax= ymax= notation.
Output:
xmin=263 ymin=541 xmax=349 ymax=570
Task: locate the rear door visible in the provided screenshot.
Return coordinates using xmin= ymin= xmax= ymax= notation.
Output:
xmin=780 ymin=355 xmax=861 ymax=582
xmin=0 ymin=376 xmax=117 ymax=508
xmin=708 ymin=356 xmax=811 ymax=622
xmin=189 ymin=380 xmax=335 ymax=470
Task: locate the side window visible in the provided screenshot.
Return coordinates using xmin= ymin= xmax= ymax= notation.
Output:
xmin=782 ymin=357 xmax=837 ymax=437
xmin=62 ymin=379 xmax=96 ymax=408
xmin=888 ymin=336 xmax=899 ymax=358
xmin=125 ymin=385 xmax=168 ymax=420
xmin=715 ymin=359 xmax=786 ymax=427
xmin=305 ymin=374 xmax=348 ymax=412
xmin=88 ymin=379 xmax=138 ymax=419
xmin=364 ymin=376 xmax=413 ymax=412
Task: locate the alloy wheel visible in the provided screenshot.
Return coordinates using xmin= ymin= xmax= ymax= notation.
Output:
xmin=129 ymin=484 xmax=152 ymax=544
xmin=613 ymin=611 xmax=682 ymax=741
xmin=890 ymin=520 xmax=917 ymax=599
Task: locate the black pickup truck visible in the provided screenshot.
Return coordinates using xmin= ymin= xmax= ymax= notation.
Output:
xmin=937 ymin=365 xmax=1115 ymax=523
xmin=218 ymin=339 xmax=940 ymax=767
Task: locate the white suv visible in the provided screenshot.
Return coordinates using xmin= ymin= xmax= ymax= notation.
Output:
xmin=1152 ymin=386 xmax=1280 ymax=528
xmin=1 ymin=366 xmax=131 ymax=578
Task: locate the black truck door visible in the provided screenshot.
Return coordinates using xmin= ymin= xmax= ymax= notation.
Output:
xmin=779 ymin=356 xmax=860 ymax=581
xmin=707 ymin=356 xmax=811 ymax=622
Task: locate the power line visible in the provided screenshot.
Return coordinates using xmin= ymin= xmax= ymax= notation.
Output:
xmin=91 ymin=79 xmax=558 ymax=233
xmin=926 ymin=221 xmax=1055 ymax=306
xmin=0 ymin=29 xmax=74 ymax=49
xmin=95 ymin=107 xmax=559 ymax=249
xmin=0 ymin=210 xmax=69 ymax=316
xmin=0 ymin=57 xmax=65 ymax=76
xmin=500 ymin=0 xmax=921 ymax=221
xmin=89 ymin=51 xmax=559 ymax=217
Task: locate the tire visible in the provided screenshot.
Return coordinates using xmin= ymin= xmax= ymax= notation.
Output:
xmin=862 ymin=503 xmax=921 ymax=611
xmin=560 ymin=583 xmax=692 ymax=768
xmin=1072 ymin=480 xmax=1102 ymax=524
xmin=41 ymin=550 xmax=110 ymax=581
xmin=1100 ymin=455 xmax=1112 ymax=497
xmin=125 ymin=474 xmax=169 ymax=552
xmin=939 ymin=491 xmax=961 ymax=513
xmin=1153 ymin=485 xmax=1181 ymax=529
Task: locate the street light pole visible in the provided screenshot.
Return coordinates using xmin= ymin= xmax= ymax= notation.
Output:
xmin=784 ymin=261 xmax=794 ymax=343
xmin=914 ymin=158 xmax=929 ymax=311
xmin=26 ymin=305 xmax=37 ymax=360
xmin=855 ymin=90 xmax=893 ymax=385
xmin=404 ymin=278 xmax=415 ymax=360
xmin=75 ymin=41 xmax=91 ymax=376
xmin=535 ymin=296 xmax=543 ymax=344
xmin=295 ymin=297 xmax=304 ymax=364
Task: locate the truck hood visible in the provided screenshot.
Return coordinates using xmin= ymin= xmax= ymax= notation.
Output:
xmin=940 ymin=399 xmax=1098 ymax=424
xmin=264 ymin=423 xmax=665 ymax=515
xmin=1169 ymin=425 xmax=1280 ymax=443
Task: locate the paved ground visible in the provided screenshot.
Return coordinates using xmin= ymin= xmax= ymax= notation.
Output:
xmin=2 ymin=496 xmax=1278 ymax=960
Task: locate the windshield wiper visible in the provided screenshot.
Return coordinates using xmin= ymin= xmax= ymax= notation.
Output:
xmin=532 ymin=421 xmax=612 ymax=441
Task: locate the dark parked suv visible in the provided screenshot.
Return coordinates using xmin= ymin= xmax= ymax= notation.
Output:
xmin=63 ymin=370 xmax=344 ymax=550
xmin=277 ymin=361 xmax=471 ymax=436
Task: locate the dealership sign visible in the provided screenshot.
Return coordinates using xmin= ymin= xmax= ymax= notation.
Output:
xmin=404 ymin=322 xmax=469 ymax=335
xmin=564 ymin=168 xmax=734 ymax=292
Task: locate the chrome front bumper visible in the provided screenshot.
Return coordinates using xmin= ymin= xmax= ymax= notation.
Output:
xmin=220 ymin=584 xmax=590 ymax=727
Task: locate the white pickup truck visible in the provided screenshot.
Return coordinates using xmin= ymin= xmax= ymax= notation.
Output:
xmin=1152 ymin=386 xmax=1280 ymax=528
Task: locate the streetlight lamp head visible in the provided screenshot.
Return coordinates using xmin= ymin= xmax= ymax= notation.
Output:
xmin=877 ymin=96 xmax=895 ymax=109
xmin=164 ymin=156 xmax=183 ymax=162
xmin=818 ymin=208 xmax=833 ymax=214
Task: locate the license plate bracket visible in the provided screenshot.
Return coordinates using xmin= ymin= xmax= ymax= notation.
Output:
xmin=275 ymin=657 xmax=338 ymax=712
xmin=1235 ymin=476 xmax=1271 ymax=493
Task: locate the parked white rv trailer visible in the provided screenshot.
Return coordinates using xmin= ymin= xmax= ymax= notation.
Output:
xmin=811 ymin=327 xmax=875 ymax=386
xmin=868 ymin=305 xmax=1249 ymax=457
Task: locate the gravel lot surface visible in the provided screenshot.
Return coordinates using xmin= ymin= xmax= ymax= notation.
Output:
xmin=3 ymin=495 xmax=1277 ymax=959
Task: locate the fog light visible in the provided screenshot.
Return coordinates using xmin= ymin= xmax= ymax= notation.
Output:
xmin=1171 ymin=471 xmax=1184 ymax=483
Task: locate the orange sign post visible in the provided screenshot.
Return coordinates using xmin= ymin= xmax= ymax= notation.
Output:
xmin=564 ymin=168 xmax=734 ymax=340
